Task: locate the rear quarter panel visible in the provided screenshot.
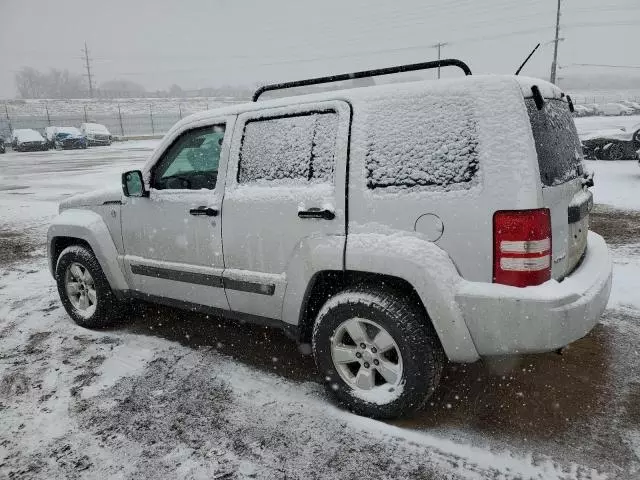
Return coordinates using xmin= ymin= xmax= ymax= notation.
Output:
xmin=347 ymin=77 xmax=541 ymax=283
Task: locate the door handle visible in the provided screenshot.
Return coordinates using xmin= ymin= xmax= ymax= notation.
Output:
xmin=189 ymin=206 xmax=218 ymax=217
xmin=298 ymin=208 xmax=335 ymax=220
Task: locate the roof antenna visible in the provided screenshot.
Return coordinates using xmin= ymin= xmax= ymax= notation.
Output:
xmin=515 ymin=43 xmax=541 ymax=76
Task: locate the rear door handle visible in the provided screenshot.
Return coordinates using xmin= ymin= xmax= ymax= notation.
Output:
xmin=298 ymin=208 xmax=335 ymax=220
xmin=189 ymin=206 xmax=218 ymax=217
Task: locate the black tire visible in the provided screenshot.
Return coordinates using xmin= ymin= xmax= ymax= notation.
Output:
xmin=55 ymin=245 xmax=126 ymax=328
xmin=606 ymin=143 xmax=626 ymax=160
xmin=312 ymin=285 xmax=445 ymax=419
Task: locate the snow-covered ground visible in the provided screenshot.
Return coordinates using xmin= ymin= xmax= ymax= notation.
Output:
xmin=585 ymin=160 xmax=640 ymax=211
xmin=1 ymin=141 xmax=639 ymax=479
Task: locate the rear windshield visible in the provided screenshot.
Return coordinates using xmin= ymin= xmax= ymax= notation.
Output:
xmin=526 ymin=98 xmax=583 ymax=187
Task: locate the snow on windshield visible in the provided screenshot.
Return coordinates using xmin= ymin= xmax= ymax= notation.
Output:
xmin=364 ymin=95 xmax=479 ymax=191
xmin=56 ymin=127 xmax=82 ymax=136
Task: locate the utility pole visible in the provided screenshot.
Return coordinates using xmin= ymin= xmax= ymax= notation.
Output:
xmin=82 ymin=41 xmax=94 ymax=98
xmin=433 ymin=42 xmax=448 ymax=79
xmin=550 ymin=0 xmax=562 ymax=84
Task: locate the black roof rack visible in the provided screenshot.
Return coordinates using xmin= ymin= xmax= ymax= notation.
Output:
xmin=252 ymin=58 xmax=472 ymax=102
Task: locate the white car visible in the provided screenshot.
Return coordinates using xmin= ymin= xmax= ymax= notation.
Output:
xmin=620 ymin=100 xmax=640 ymax=112
xmin=47 ymin=61 xmax=612 ymax=419
xmin=80 ymin=122 xmax=112 ymax=146
xmin=44 ymin=126 xmax=59 ymax=148
xmin=573 ymin=105 xmax=591 ymax=117
xmin=597 ymin=103 xmax=635 ymax=116
xmin=11 ymin=128 xmax=48 ymax=152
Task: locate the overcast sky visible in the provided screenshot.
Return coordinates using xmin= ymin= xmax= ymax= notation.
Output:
xmin=1 ymin=0 xmax=639 ymax=98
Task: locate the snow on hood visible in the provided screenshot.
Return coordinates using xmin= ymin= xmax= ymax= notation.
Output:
xmin=14 ymin=129 xmax=44 ymax=142
xmin=580 ymin=128 xmax=635 ymax=142
xmin=59 ymin=187 xmax=122 ymax=211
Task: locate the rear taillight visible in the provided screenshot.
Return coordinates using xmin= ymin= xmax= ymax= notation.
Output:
xmin=493 ymin=209 xmax=551 ymax=287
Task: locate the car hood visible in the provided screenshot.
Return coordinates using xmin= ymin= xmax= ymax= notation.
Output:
xmin=580 ymin=129 xmax=634 ymax=142
xmin=59 ymin=187 xmax=122 ymax=211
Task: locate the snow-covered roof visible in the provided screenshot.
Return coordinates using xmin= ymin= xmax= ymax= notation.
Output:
xmin=171 ymin=75 xmax=567 ymax=138
xmin=513 ymin=76 xmax=563 ymax=100
xmin=13 ymin=129 xmax=44 ymax=142
xmin=82 ymin=123 xmax=110 ymax=134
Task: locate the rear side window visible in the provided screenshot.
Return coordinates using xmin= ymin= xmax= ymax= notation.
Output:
xmin=526 ymin=98 xmax=583 ymax=186
xmin=238 ymin=112 xmax=338 ymax=184
xmin=365 ymin=96 xmax=479 ymax=191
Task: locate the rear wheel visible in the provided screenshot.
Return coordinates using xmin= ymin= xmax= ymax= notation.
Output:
xmin=55 ymin=245 xmax=127 ymax=328
xmin=312 ymin=285 xmax=444 ymax=419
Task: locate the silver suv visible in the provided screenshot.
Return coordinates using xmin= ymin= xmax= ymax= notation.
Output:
xmin=48 ymin=60 xmax=612 ymax=418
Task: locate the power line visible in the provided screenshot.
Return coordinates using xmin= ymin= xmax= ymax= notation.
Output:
xmin=82 ymin=41 xmax=94 ymax=98
xmin=550 ymin=0 xmax=562 ymax=84
xmin=567 ymin=63 xmax=640 ymax=70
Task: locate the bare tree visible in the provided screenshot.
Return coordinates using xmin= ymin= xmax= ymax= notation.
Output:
xmin=14 ymin=67 xmax=86 ymax=99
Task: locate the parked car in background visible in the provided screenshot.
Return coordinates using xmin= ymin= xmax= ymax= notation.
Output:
xmin=620 ymin=100 xmax=640 ymax=113
xmin=573 ymin=105 xmax=591 ymax=117
xmin=80 ymin=123 xmax=112 ymax=146
xmin=0 ymin=136 xmax=5 ymax=154
xmin=11 ymin=129 xmax=48 ymax=152
xmin=582 ymin=123 xmax=640 ymax=160
xmin=44 ymin=126 xmax=59 ymax=149
xmin=54 ymin=127 xmax=87 ymax=150
xmin=597 ymin=103 xmax=635 ymax=116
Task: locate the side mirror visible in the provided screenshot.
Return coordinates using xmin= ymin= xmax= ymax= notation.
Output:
xmin=122 ymin=170 xmax=148 ymax=197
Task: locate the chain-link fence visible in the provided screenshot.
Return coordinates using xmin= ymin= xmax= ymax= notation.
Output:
xmin=2 ymin=92 xmax=640 ymax=141
xmin=0 ymin=99 xmax=241 ymax=140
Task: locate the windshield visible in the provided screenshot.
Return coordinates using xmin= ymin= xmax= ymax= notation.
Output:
xmin=525 ymin=98 xmax=584 ymax=186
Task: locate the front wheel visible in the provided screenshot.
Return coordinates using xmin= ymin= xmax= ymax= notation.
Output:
xmin=55 ymin=245 xmax=127 ymax=328
xmin=312 ymin=286 xmax=444 ymax=419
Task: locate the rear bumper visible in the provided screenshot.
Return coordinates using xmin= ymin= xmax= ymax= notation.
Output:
xmin=455 ymin=231 xmax=612 ymax=356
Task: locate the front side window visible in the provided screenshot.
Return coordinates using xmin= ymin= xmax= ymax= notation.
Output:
xmin=153 ymin=125 xmax=225 ymax=190
xmin=238 ymin=112 xmax=338 ymax=184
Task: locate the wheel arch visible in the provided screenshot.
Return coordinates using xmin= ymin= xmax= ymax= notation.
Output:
xmin=297 ymin=268 xmax=479 ymax=363
xmin=47 ymin=209 xmax=129 ymax=291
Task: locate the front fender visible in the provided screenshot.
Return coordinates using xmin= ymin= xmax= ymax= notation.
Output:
xmin=345 ymin=232 xmax=479 ymax=363
xmin=47 ymin=209 xmax=129 ymax=291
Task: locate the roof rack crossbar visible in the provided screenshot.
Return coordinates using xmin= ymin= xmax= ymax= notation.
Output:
xmin=252 ymin=58 xmax=472 ymax=101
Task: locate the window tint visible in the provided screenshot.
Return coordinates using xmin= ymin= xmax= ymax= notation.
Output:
xmin=238 ymin=112 xmax=338 ymax=184
xmin=365 ymin=96 xmax=479 ymax=191
xmin=153 ymin=125 xmax=225 ymax=190
xmin=525 ymin=99 xmax=583 ymax=187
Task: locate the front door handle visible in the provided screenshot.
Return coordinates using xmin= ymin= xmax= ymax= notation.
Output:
xmin=189 ymin=206 xmax=218 ymax=217
xmin=298 ymin=208 xmax=335 ymax=220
